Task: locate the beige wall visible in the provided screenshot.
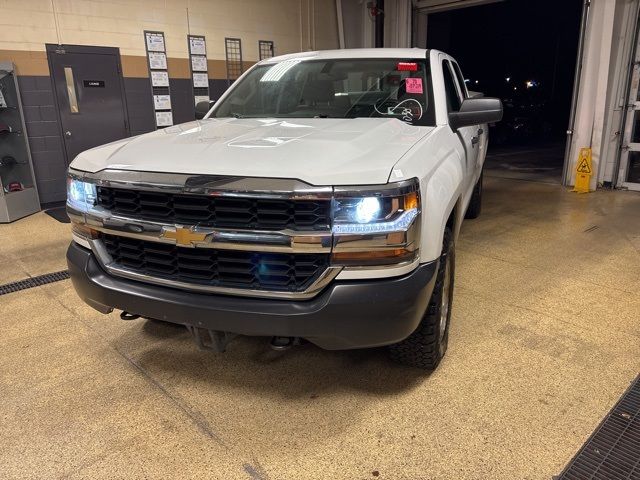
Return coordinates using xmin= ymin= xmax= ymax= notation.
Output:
xmin=1 ymin=0 xmax=339 ymax=75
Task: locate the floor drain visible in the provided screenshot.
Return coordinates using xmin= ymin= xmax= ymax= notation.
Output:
xmin=0 ymin=270 xmax=70 ymax=296
xmin=557 ymin=374 xmax=640 ymax=479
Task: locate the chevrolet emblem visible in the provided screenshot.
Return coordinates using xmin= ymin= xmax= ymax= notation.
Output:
xmin=161 ymin=226 xmax=208 ymax=246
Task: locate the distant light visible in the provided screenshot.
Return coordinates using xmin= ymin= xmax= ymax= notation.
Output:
xmin=475 ymin=80 xmax=479 ymax=84
xmin=464 ymin=78 xmax=470 ymax=83
xmin=513 ymin=87 xmax=518 ymax=91
xmin=526 ymin=80 xmax=538 ymax=89
xmin=505 ymin=77 xmax=511 ymax=82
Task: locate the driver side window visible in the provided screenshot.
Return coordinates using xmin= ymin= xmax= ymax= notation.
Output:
xmin=451 ymin=62 xmax=469 ymax=99
xmin=442 ymin=60 xmax=462 ymax=113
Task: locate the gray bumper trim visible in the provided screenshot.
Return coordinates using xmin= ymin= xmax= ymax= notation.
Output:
xmin=67 ymin=242 xmax=438 ymax=350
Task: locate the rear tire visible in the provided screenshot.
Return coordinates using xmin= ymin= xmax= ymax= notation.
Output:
xmin=389 ymin=228 xmax=455 ymax=370
xmin=465 ymin=172 xmax=483 ymax=219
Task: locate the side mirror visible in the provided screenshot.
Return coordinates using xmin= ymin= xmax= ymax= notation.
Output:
xmin=195 ymin=100 xmax=214 ymax=120
xmin=449 ymin=97 xmax=503 ymax=130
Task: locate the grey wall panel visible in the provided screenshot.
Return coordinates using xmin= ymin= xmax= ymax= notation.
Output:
xmin=20 ymin=89 xmax=55 ymax=107
xmin=17 ymin=76 xmax=67 ymax=204
xmin=169 ymin=78 xmax=194 ymax=125
xmin=123 ymin=78 xmax=155 ymax=136
xmin=209 ymin=79 xmax=229 ymax=101
xmin=36 ymin=179 xmax=67 ymax=204
xmin=24 ymin=121 xmax=59 ymax=137
xmin=124 ymin=78 xmax=197 ymax=130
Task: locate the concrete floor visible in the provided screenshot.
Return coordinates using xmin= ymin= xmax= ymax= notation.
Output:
xmin=485 ymin=143 xmax=565 ymax=184
xmin=1 ymin=176 xmax=639 ymax=480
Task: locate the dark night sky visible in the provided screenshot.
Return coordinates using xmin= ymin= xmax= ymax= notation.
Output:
xmin=426 ymin=0 xmax=583 ymax=137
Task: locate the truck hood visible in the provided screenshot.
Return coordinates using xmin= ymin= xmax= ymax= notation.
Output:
xmin=71 ymin=118 xmax=435 ymax=185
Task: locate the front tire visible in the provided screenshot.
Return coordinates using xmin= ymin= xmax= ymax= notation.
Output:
xmin=389 ymin=228 xmax=455 ymax=370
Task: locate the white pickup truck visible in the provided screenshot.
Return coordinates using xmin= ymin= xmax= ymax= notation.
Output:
xmin=66 ymin=48 xmax=502 ymax=369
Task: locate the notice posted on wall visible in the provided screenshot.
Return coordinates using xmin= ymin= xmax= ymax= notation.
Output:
xmin=151 ymin=71 xmax=169 ymax=87
xmin=189 ymin=36 xmax=206 ymax=55
xmin=193 ymin=72 xmax=209 ymax=88
xmin=191 ymin=55 xmax=208 ymax=72
xmin=194 ymin=95 xmax=210 ymax=106
xmin=146 ymin=32 xmax=166 ymax=52
xmin=155 ymin=111 xmax=173 ymax=127
xmin=148 ymin=52 xmax=167 ymax=70
xmin=153 ymin=94 xmax=172 ymax=110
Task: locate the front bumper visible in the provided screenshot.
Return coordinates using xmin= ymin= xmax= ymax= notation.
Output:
xmin=67 ymin=242 xmax=438 ymax=350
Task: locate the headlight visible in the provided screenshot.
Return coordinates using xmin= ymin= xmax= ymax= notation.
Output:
xmin=332 ymin=180 xmax=419 ymax=234
xmin=66 ymin=176 xmax=97 ymax=212
xmin=332 ymin=179 xmax=421 ymax=266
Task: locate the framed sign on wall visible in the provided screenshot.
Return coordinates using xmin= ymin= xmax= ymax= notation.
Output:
xmin=188 ymin=35 xmax=210 ymax=115
xmin=144 ymin=31 xmax=173 ymax=128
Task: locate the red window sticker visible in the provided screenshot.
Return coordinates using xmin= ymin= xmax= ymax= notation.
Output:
xmin=405 ymin=78 xmax=423 ymax=94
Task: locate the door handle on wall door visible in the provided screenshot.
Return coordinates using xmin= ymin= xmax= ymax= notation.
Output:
xmin=65 ymin=131 xmax=72 ymax=137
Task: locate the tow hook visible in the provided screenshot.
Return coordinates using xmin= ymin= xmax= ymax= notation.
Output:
xmin=269 ymin=336 xmax=300 ymax=351
xmin=186 ymin=325 xmax=237 ymax=353
xmin=120 ymin=311 xmax=141 ymax=321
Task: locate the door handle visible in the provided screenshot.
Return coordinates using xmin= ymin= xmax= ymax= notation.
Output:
xmin=65 ymin=131 xmax=72 ymax=138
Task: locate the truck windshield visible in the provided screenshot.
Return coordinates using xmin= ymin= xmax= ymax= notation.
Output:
xmin=211 ymin=58 xmax=434 ymax=126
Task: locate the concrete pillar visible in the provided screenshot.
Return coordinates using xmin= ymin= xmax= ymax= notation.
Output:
xmin=566 ymin=0 xmax=617 ymax=189
xmin=413 ymin=10 xmax=428 ymax=48
xmin=566 ymin=0 xmax=639 ymax=188
xmin=337 ymin=0 xmax=375 ymax=49
xmin=383 ymin=0 xmax=412 ymax=48
xmin=337 ymin=0 xmax=412 ymax=49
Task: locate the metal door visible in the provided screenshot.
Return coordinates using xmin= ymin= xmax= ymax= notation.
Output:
xmin=47 ymin=45 xmax=129 ymax=164
xmin=617 ymin=32 xmax=640 ymax=191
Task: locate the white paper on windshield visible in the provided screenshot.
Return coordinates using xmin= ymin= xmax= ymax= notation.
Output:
xmin=193 ymin=72 xmax=209 ymax=88
xmin=148 ymin=52 xmax=167 ymax=70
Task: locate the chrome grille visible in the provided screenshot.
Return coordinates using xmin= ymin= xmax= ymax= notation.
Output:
xmin=101 ymin=234 xmax=330 ymax=292
xmin=96 ymin=187 xmax=331 ymax=231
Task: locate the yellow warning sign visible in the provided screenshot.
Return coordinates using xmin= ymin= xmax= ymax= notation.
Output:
xmin=572 ymin=147 xmax=592 ymax=193
xmin=576 ymin=157 xmax=592 ymax=174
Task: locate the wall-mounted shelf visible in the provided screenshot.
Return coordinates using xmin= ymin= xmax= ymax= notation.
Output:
xmin=0 ymin=61 xmax=40 ymax=222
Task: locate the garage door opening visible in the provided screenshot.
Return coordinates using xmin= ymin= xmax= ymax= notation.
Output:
xmin=421 ymin=0 xmax=583 ymax=184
